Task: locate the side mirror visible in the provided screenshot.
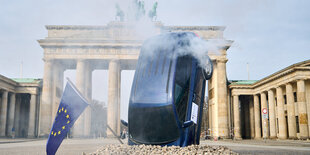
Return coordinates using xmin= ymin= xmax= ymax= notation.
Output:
xmin=182 ymin=120 xmax=194 ymax=128
xmin=121 ymin=120 xmax=128 ymax=127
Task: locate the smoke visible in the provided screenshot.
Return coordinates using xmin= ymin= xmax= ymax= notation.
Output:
xmin=139 ymin=32 xmax=217 ymax=75
xmin=113 ymin=1 xmax=217 ymax=77
xmin=114 ymin=1 xmax=224 ymax=75
xmin=114 ymin=0 xmax=159 ymax=40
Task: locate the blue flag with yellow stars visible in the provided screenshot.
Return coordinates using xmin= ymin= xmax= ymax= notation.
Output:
xmin=46 ymin=79 xmax=89 ymax=155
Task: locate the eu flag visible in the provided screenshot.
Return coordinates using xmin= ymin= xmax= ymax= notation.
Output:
xmin=46 ymin=79 xmax=89 ymax=155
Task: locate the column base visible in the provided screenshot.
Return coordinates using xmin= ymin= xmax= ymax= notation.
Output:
xmin=107 ymin=132 xmax=120 ymax=138
xmin=278 ymin=136 xmax=288 ymax=140
xmin=299 ymin=136 xmax=309 ymax=140
xmin=233 ymin=137 xmax=242 ymax=140
xmin=71 ymin=135 xmax=91 ymax=139
xmin=71 ymin=134 xmax=87 ymax=138
xmin=254 ymin=137 xmax=262 ymax=140
xmin=27 ymin=135 xmax=36 ymax=139
xmin=288 ymin=136 xmax=298 ymax=140
xmin=106 ymin=135 xmax=120 ymax=138
xmin=38 ymin=133 xmax=50 ymax=138
xmin=269 ymin=136 xmax=277 ymax=139
xmin=218 ymin=136 xmax=230 ymax=140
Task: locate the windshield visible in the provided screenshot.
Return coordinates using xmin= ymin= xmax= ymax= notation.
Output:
xmin=132 ymin=49 xmax=172 ymax=104
xmin=129 ymin=104 xmax=180 ymax=144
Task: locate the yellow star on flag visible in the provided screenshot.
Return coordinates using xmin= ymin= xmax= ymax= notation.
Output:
xmin=62 ymin=126 xmax=65 ymax=130
xmin=54 ymin=133 xmax=56 ymax=136
xmin=64 ymin=109 xmax=67 ymax=113
xmin=66 ymin=114 xmax=69 ymax=118
xmin=62 ymin=107 xmax=64 ymax=111
xmin=59 ymin=109 xmax=61 ymax=113
xmin=67 ymin=120 xmax=70 ymax=124
xmin=58 ymin=131 xmax=61 ymax=135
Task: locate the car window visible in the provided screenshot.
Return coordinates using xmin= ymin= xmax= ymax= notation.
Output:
xmin=174 ymin=55 xmax=192 ymax=122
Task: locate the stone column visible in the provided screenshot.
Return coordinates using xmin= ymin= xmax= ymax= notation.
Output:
xmin=40 ymin=59 xmax=54 ymax=137
xmin=286 ymin=83 xmax=297 ymax=139
xmin=233 ymin=95 xmax=241 ymax=139
xmin=107 ymin=59 xmax=121 ymax=137
xmin=254 ymin=94 xmax=261 ymax=139
xmin=52 ymin=63 xmax=64 ymax=124
xmin=297 ymin=79 xmax=309 ymax=139
xmin=208 ymin=101 xmax=212 ymax=136
xmin=217 ymin=59 xmax=229 ymax=138
xmin=249 ymin=99 xmax=255 ymax=139
xmin=268 ymin=89 xmax=277 ymax=139
xmin=260 ymin=92 xmax=269 ymax=139
xmin=209 ymin=79 xmax=216 ymax=137
xmin=28 ymin=94 xmax=36 ymax=137
xmin=83 ymin=63 xmax=92 ymax=137
xmin=7 ymin=93 xmax=16 ymax=137
xmin=73 ymin=59 xmax=87 ymax=137
xmin=14 ymin=96 xmax=21 ymax=137
xmin=276 ymin=86 xmax=287 ymax=139
xmin=0 ymin=91 xmax=8 ymax=136
xmin=117 ymin=63 xmax=121 ymax=137
xmin=244 ymin=102 xmax=251 ymax=138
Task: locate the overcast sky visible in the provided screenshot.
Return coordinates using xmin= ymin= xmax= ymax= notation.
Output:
xmin=1 ymin=0 xmax=309 ymax=120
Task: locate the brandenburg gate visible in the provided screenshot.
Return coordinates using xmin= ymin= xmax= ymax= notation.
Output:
xmin=38 ymin=21 xmax=232 ymax=137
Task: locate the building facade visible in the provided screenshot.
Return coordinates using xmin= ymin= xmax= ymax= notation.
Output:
xmin=226 ymin=60 xmax=310 ymax=140
xmin=0 ymin=75 xmax=42 ymax=138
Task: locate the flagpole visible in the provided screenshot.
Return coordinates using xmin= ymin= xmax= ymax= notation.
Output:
xmin=107 ymin=125 xmax=124 ymax=144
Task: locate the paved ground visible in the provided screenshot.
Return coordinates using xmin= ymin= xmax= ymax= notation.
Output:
xmin=201 ymin=139 xmax=310 ymax=155
xmin=0 ymin=138 xmax=121 ymax=155
xmin=0 ymin=138 xmax=310 ymax=154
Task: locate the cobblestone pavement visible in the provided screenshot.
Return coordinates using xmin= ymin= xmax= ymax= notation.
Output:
xmin=0 ymin=138 xmax=310 ymax=155
xmin=91 ymin=144 xmax=237 ymax=155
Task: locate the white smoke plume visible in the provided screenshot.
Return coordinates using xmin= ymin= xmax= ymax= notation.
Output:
xmin=139 ymin=32 xmax=216 ymax=76
xmin=114 ymin=1 xmax=219 ymax=75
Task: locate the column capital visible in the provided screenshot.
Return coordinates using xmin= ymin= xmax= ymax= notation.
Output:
xmin=289 ymin=78 xmax=306 ymax=84
xmin=110 ymin=59 xmax=120 ymax=63
xmin=216 ymin=58 xmax=228 ymax=63
xmin=77 ymin=59 xmax=87 ymax=63
xmin=260 ymin=91 xmax=267 ymax=95
xmin=276 ymin=86 xmax=282 ymax=89
xmin=42 ymin=58 xmax=54 ymax=63
xmin=9 ymin=92 xmax=16 ymax=98
xmin=1 ymin=90 xmax=8 ymax=95
xmin=296 ymin=78 xmax=306 ymax=82
xmin=285 ymin=82 xmax=293 ymax=86
xmin=29 ymin=92 xmax=38 ymax=95
xmin=53 ymin=62 xmax=66 ymax=73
